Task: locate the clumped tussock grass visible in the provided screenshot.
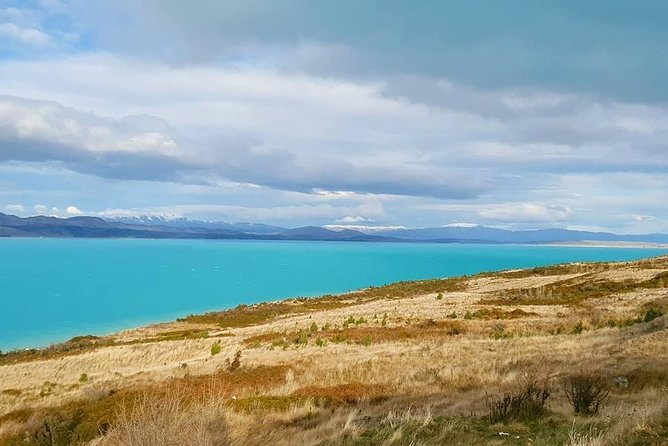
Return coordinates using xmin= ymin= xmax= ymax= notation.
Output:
xmin=291 ymin=382 xmax=389 ymax=405
xmin=489 ymin=270 xmax=668 ymax=306
xmin=179 ymin=276 xmax=467 ymax=328
xmin=497 ymin=263 xmax=602 ymax=279
xmin=243 ymin=319 xmax=466 ymax=348
xmin=0 ymin=335 xmax=116 ymax=366
xmin=463 ymin=307 xmax=537 ymax=320
xmin=100 ymin=388 xmax=228 ymax=446
xmin=0 ymin=365 xmax=290 ymax=446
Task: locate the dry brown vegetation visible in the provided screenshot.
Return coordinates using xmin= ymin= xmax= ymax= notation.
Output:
xmin=1 ymin=256 xmax=667 ymax=445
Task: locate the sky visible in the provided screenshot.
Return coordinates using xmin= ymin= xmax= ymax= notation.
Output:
xmin=1 ymin=0 xmax=667 ymax=233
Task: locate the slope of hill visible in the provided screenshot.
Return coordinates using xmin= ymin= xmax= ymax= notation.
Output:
xmin=0 ymin=256 xmax=666 ymax=445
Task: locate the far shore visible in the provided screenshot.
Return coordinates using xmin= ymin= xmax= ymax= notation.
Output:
xmin=546 ymin=240 xmax=668 ymax=249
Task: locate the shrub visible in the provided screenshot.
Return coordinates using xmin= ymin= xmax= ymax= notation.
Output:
xmin=79 ymin=373 xmax=89 ymax=383
xmin=229 ymin=350 xmax=242 ymax=372
xmin=643 ymin=306 xmax=663 ymax=323
xmin=446 ymin=323 xmax=464 ymax=336
xmin=309 ymin=322 xmax=319 ymax=332
xmin=563 ymin=372 xmax=609 ymax=415
xmin=436 ymin=292 xmax=443 ymax=300
xmin=295 ymin=330 xmax=309 ymax=346
xmin=571 ymin=321 xmax=585 ymax=334
xmin=210 ymin=341 xmax=221 ymax=356
xmin=490 ymin=324 xmax=513 ymax=340
xmin=362 ymin=335 xmax=373 ymax=346
xmin=486 ymin=374 xmax=550 ymax=423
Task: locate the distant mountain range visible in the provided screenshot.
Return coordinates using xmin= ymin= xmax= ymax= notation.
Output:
xmin=1 ymin=212 xmax=667 ymax=244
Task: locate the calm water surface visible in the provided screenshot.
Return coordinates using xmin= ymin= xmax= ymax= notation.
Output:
xmin=0 ymin=238 xmax=665 ymax=350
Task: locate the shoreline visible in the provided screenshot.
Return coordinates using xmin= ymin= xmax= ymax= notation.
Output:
xmin=545 ymin=240 xmax=668 ymax=249
xmin=3 ymin=253 xmax=667 ymax=354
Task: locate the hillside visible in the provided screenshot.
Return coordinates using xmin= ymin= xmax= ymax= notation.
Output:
xmin=0 ymin=257 xmax=667 ymax=445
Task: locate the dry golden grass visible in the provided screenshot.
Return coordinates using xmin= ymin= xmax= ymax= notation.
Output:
xmin=1 ymin=256 xmax=667 ymax=445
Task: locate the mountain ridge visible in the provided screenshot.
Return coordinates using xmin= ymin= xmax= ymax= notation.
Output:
xmin=1 ymin=212 xmax=667 ymax=244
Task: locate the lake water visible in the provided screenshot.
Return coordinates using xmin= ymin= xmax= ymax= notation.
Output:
xmin=0 ymin=238 xmax=665 ymax=350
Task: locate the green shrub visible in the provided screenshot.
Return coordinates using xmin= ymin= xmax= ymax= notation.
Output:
xmin=362 ymin=335 xmax=373 ymax=346
xmin=295 ymin=330 xmax=309 ymax=346
xmin=210 ymin=340 xmax=221 ymax=356
xmin=78 ymin=373 xmax=88 ymax=383
xmin=309 ymin=322 xmax=319 ymax=332
xmin=571 ymin=321 xmax=585 ymax=334
xmin=644 ymin=306 xmax=663 ymax=323
xmin=436 ymin=292 xmax=443 ymax=300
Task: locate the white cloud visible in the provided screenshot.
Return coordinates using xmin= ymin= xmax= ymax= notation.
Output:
xmin=66 ymin=205 xmax=82 ymax=215
xmin=336 ymin=216 xmax=370 ymax=224
xmin=34 ymin=204 xmax=49 ymax=214
xmin=5 ymin=204 xmax=24 ymax=214
xmin=324 ymin=224 xmax=406 ymax=233
xmin=0 ymin=23 xmax=49 ymax=45
xmin=478 ymin=204 xmax=573 ymax=223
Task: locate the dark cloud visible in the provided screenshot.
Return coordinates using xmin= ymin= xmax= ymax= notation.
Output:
xmin=69 ymin=0 xmax=668 ymax=103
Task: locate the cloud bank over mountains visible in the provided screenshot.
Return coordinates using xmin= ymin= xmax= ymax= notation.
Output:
xmin=1 ymin=1 xmax=667 ymax=232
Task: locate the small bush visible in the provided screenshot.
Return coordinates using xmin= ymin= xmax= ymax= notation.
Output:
xmin=571 ymin=321 xmax=585 ymax=334
xmin=362 ymin=335 xmax=373 ymax=346
xmin=490 ymin=324 xmax=513 ymax=340
xmin=563 ymin=372 xmax=609 ymax=415
xmin=309 ymin=322 xmax=319 ymax=332
xmin=486 ymin=375 xmax=550 ymax=423
xmin=436 ymin=292 xmax=443 ymax=300
xmin=295 ymin=330 xmax=309 ymax=346
xmin=79 ymin=373 xmax=89 ymax=383
xmin=446 ymin=323 xmax=464 ymax=336
xmin=210 ymin=340 xmax=221 ymax=356
xmin=229 ymin=350 xmax=242 ymax=372
xmin=643 ymin=306 xmax=663 ymax=323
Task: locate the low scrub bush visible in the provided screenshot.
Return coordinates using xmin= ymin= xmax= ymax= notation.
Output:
xmin=486 ymin=374 xmax=550 ymax=423
xmin=563 ymin=372 xmax=609 ymax=416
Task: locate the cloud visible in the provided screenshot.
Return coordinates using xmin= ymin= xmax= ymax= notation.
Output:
xmin=65 ymin=205 xmax=82 ymax=215
xmin=0 ymin=90 xmax=489 ymax=199
xmin=0 ymin=22 xmax=50 ymax=45
xmin=478 ymin=204 xmax=573 ymax=223
xmin=5 ymin=203 xmax=24 ymax=214
xmin=34 ymin=204 xmax=48 ymax=213
xmin=336 ymin=216 xmax=370 ymax=224
xmin=69 ymin=1 xmax=668 ymax=103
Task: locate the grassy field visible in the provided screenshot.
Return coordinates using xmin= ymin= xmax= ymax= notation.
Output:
xmin=0 ymin=257 xmax=667 ymax=445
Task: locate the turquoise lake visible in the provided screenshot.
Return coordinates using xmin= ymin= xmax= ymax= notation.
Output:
xmin=0 ymin=238 xmax=665 ymax=350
